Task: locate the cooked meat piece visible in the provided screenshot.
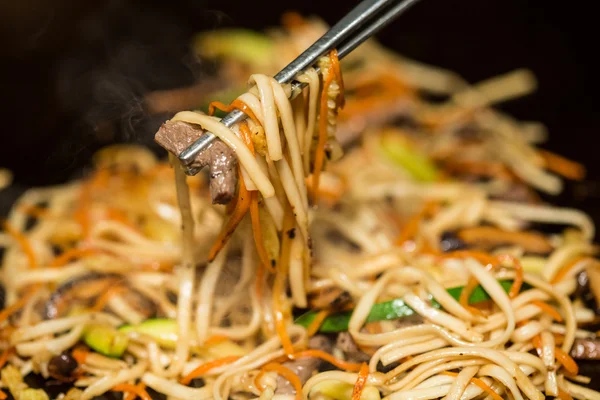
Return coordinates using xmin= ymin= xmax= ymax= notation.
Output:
xmin=336 ymin=332 xmax=370 ymax=363
xmin=570 ymin=338 xmax=600 ymax=360
xmin=275 ymin=335 xmax=333 ymax=395
xmin=43 ymin=272 xmax=123 ymax=319
xmin=155 ymin=120 xmax=238 ymax=204
xmin=389 ymin=313 xmax=424 ymax=329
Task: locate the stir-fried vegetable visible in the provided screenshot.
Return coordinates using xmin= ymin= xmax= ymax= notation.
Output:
xmin=379 ymin=132 xmax=439 ymax=181
xmin=193 ymin=29 xmax=274 ymax=68
xmin=83 ymin=325 xmax=129 ymax=358
xmin=118 ymin=318 xmax=178 ymax=349
xmin=295 ymin=280 xmax=514 ymax=333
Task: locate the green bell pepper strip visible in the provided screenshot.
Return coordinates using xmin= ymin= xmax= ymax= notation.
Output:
xmin=295 ymin=280 xmax=515 ymax=333
xmin=380 ymin=135 xmax=439 ymax=182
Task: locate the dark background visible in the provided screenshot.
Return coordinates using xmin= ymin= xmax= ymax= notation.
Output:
xmin=0 ymin=0 xmax=598 ymax=219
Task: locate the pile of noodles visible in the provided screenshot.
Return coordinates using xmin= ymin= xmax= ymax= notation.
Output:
xmin=2 ymin=16 xmax=600 ymax=400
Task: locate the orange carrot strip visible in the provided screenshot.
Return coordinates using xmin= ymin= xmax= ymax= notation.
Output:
xmin=91 ymin=285 xmax=127 ymax=312
xmin=180 ymin=356 xmax=240 ymax=385
xmin=395 ymin=202 xmax=438 ymax=246
xmin=2 ymin=221 xmax=37 ymax=269
xmin=551 ymin=256 xmax=588 ymax=284
xmin=207 ymin=172 xmax=251 ymax=261
xmin=254 ymin=369 xmax=267 ymax=392
xmin=531 ymin=300 xmax=563 ymax=322
xmin=72 ymin=348 xmax=89 ymax=364
xmin=281 ymin=11 xmax=306 ymax=30
xmin=0 ymin=349 xmax=12 ymax=369
xmin=239 ymin=122 xmax=274 ymax=277
xmin=208 ymin=100 xmax=261 ymax=126
xmin=273 ymin=207 xmax=296 ymax=356
xmin=112 ymin=383 xmax=152 ymax=400
xmin=330 ymin=49 xmax=345 ymax=108
xmin=18 ymin=204 xmax=49 ymax=218
xmin=0 ymin=286 xmax=40 ymax=325
xmin=539 ymin=149 xmax=586 ymax=181
xmin=497 ymin=254 xmax=523 ymax=298
xmin=261 ymin=363 xmax=303 ymax=400
xmin=555 ymin=347 xmax=579 ymax=376
xmin=306 ymin=310 xmax=330 ymax=337
xmin=351 ymin=363 xmax=369 ymax=400
xmin=50 ymin=248 xmax=98 ymax=267
xmin=0 ymin=389 xmax=6 ymax=400
xmin=311 ymin=52 xmax=337 ymax=204
xmin=204 ymin=335 xmax=229 ymax=346
xmin=441 ymin=371 xmax=502 ymax=400
xmin=292 ymin=350 xmax=363 ymax=372
xmin=558 ymin=388 xmax=574 ymax=400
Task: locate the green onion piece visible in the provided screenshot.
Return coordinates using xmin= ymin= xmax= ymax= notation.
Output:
xmin=83 ymin=325 xmax=129 ymax=358
xmin=193 ymin=29 xmax=274 ymax=67
xmin=118 ymin=318 xmax=178 ymax=349
xmin=295 ymin=280 xmax=514 ymax=333
xmin=380 ymin=134 xmax=439 ymax=182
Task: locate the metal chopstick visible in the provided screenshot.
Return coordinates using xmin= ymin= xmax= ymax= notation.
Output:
xmin=178 ymin=0 xmax=422 ymax=174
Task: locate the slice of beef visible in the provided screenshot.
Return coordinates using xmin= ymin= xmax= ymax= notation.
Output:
xmin=155 ymin=120 xmax=238 ymax=204
xmin=570 ymin=337 xmax=600 ymax=360
xmin=336 ymin=332 xmax=370 ymax=363
xmin=275 ymin=335 xmax=333 ymax=395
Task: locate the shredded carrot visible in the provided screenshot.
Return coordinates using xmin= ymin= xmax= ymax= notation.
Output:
xmin=395 ymin=202 xmax=439 ymax=246
xmin=0 ymin=285 xmax=40 ymax=325
xmin=71 ymin=348 xmax=89 ymax=364
xmin=254 ymin=369 xmax=267 ymax=392
xmin=497 ymin=254 xmax=523 ymax=298
xmin=19 ymin=204 xmax=50 ymax=218
xmin=530 ymin=300 xmax=563 ymax=322
xmin=2 ymin=221 xmax=37 ymax=269
xmin=207 ymin=171 xmax=251 ymax=261
xmin=208 ymin=100 xmax=261 ymax=126
xmin=558 ymin=388 xmax=574 ymax=400
xmin=351 ymin=363 xmax=369 ymax=400
xmin=539 ymin=149 xmax=586 ymax=181
xmin=50 ymin=247 xmax=98 ymax=267
xmin=0 ymin=348 xmax=12 ymax=370
xmin=306 ymin=310 xmax=330 ymax=337
xmin=0 ymin=389 xmax=6 ymax=400
xmin=292 ymin=349 xmax=363 ymax=372
xmin=204 ymin=335 xmax=229 ymax=346
xmin=112 ymin=383 xmax=152 ymax=400
xmin=281 ymin=11 xmax=306 ymax=30
xmin=440 ymin=251 xmax=498 ymax=314
xmin=555 ymin=347 xmax=579 ymax=376
xmin=551 ymin=256 xmax=588 ymax=284
xmin=330 ymin=49 xmax=345 ymax=108
xmin=311 ymin=51 xmax=338 ymax=205
xmin=180 ymin=356 xmax=240 ymax=385
xmin=91 ymin=285 xmax=127 ymax=312
xmin=261 ymin=363 xmax=303 ymax=400
xmin=441 ymin=371 xmax=502 ymax=400
xmin=272 ymin=207 xmax=296 ymax=356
